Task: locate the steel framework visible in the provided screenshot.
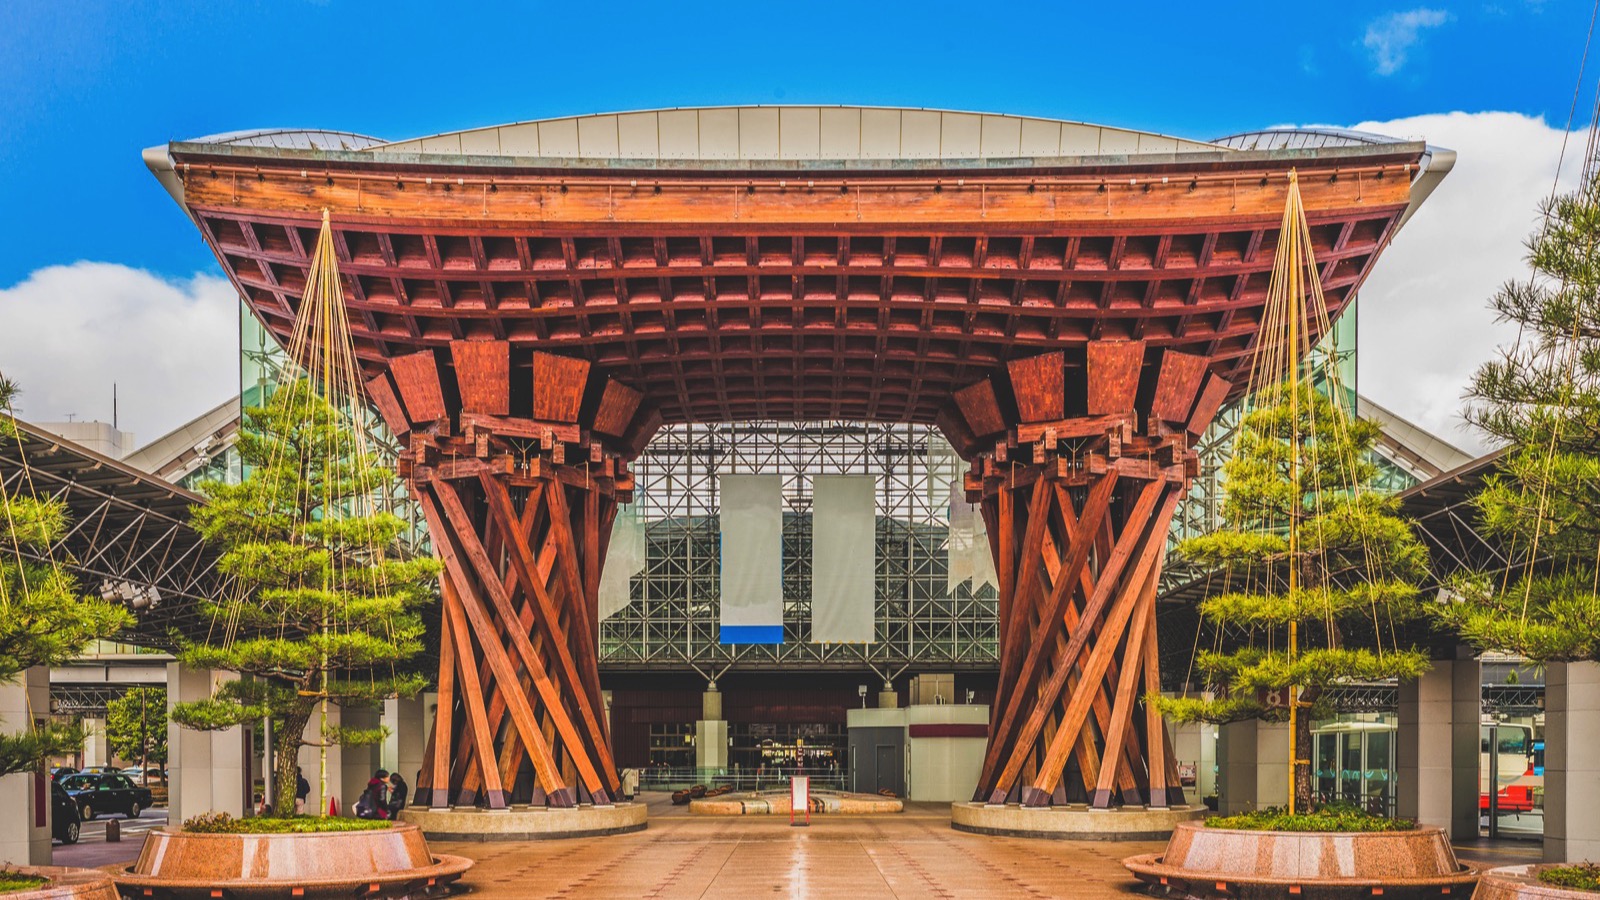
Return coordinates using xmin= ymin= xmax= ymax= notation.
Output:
xmin=0 ymin=420 xmax=227 ymax=647
xmin=599 ymin=421 xmax=998 ymax=672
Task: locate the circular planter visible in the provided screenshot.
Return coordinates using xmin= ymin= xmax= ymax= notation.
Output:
xmin=1475 ymin=864 xmax=1600 ymax=899
xmin=0 ymin=866 xmax=116 ymax=900
xmin=1123 ymin=820 xmax=1480 ymax=898
xmin=105 ymin=823 xmax=472 ymax=900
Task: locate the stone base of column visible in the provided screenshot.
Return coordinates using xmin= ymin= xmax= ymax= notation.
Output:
xmin=952 ymin=801 xmax=1204 ymax=840
xmin=1216 ymin=719 xmax=1289 ymax=815
xmin=399 ymin=803 xmax=646 ymax=841
xmin=1546 ymin=661 xmax=1600 ymax=863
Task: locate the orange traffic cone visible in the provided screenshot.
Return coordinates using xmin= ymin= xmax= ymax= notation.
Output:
xmin=327 ymin=796 xmax=339 ymax=817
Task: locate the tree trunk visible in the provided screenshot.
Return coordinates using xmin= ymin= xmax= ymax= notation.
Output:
xmin=1295 ymin=706 xmax=1314 ymax=812
xmin=273 ymin=699 xmax=315 ymax=816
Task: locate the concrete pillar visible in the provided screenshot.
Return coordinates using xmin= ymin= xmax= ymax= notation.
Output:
xmin=167 ymin=664 xmax=248 ymax=824
xmin=81 ymin=717 xmax=110 ymax=768
xmin=695 ymin=719 xmax=728 ymax=772
xmin=1396 ymin=658 xmax=1479 ymax=839
xmin=0 ymin=667 xmax=51 ymax=865
xmin=298 ymin=702 xmax=381 ymax=816
xmin=1169 ymin=720 xmax=1218 ymax=806
xmin=695 ymin=687 xmax=727 ymax=773
xmin=1216 ymin=719 xmax=1289 ymax=814
xmin=1545 ymin=661 xmax=1600 ymax=863
xmin=382 ymin=695 xmax=428 ymax=788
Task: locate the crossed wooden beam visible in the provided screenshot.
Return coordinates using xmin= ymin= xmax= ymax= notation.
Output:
xmin=359 ymin=331 xmax=1227 ymax=812
xmin=940 ymin=342 xmax=1230 ymax=808
xmin=363 ymin=340 xmax=652 ymax=809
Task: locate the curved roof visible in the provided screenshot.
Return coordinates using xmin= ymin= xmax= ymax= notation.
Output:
xmin=186 ymin=128 xmax=386 ymax=151
xmin=370 ymin=106 xmax=1221 ymax=162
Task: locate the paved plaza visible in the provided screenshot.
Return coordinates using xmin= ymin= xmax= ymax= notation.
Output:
xmin=63 ymin=796 xmax=1543 ymax=899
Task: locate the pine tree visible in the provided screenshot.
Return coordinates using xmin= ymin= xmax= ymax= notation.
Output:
xmin=0 ymin=376 xmax=133 ymax=775
xmin=106 ymin=687 xmax=167 ymax=772
xmin=1157 ymin=383 xmax=1431 ymax=811
xmin=1437 ymin=177 xmax=1600 ymax=662
xmin=170 ymin=380 xmax=438 ymax=815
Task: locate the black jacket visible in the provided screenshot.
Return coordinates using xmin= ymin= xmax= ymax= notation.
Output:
xmin=386 ymin=781 xmax=408 ymax=814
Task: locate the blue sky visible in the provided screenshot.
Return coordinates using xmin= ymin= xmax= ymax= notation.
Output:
xmin=0 ymin=1 xmax=1593 ymax=447
xmin=0 ymin=0 xmax=1591 ymax=285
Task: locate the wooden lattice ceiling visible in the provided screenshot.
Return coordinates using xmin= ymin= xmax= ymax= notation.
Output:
xmin=164 ymin=142 xmax=1421 ymax=428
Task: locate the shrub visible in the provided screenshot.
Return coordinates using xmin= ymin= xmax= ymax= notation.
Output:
xmin=1205 ymin=804 xmax=1414 ymax=833
xmin=181 ymin=812 xmax=392 ymax=834
xmin=0 ymin=869 xmax=47 ymax=894
xmin=1541 ymin=863 xmax=1600 ymax=892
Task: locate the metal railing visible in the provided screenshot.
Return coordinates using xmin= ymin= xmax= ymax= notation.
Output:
xmin=635 ymin=766 xmax=850 ymax=793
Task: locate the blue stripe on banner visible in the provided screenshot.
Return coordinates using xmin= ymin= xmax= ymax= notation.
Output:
xmin=719 ymin=625 xmax=785 ymax=645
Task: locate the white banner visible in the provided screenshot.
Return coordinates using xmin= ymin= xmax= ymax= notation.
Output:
xmin=811 ymin=475 xmax=876 ymax=643
xmin=719 ymin=474 xmax=784 ymax=643
xmin=948 ymin=480 xmax=997 ymax=594
xmin=598 ymin=502 xmax=644 ymax=621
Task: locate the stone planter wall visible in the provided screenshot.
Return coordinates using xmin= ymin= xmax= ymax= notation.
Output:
xmin=1123 ymin=820 xmax=1480 ymax=898
xmin=1475 ymin=864 xmax=1600 ymax=899
xmin=107 ymin=823 xmax=471 ymax=900
xmin=1 ymin=866 xmax=117 ymax=900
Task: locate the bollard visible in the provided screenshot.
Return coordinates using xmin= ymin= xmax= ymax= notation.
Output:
xmin=106 ymin=818 xmax=120 ymax=842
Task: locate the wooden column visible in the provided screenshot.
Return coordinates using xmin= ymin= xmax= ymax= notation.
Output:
xmin=378 ymin=343 xmax=652 ymax=810
xmin=950 ymin=344 xmax=1229 ymax=809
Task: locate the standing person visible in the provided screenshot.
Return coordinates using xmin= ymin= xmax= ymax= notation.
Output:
xmin=385 ymin=771 xmax=408 ymax=818
xmin=620 ymin=767 xmax=639 ymax=802
xmin=295 ymin=767 xmax=310 ymax=815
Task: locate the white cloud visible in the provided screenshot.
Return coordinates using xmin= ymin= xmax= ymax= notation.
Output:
xmin=0 ymin=263 xmax=239 ymax=447
xmin=1349 ymin=111 xmax=1586 ymax=454
xmin=1364 ymin=8 xmax=1450 ymax=75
